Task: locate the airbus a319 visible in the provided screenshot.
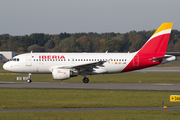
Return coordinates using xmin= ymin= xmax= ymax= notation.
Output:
xmin=3 ymin=23 xmax=176 ymax=83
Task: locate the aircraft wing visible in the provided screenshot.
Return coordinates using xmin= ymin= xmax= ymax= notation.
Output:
xmin=73 ymin=61 xmax=106 ymax=72
xmin=49 ymin=60 xmax=107 ymax=72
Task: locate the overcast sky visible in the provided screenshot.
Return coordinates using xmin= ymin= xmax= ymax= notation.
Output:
xmin=0 ymin=0 xmax=180 ymax=35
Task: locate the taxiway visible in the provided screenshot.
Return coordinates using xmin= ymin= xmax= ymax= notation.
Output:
xmin=0 ymin=82 xmax=180 ymax=91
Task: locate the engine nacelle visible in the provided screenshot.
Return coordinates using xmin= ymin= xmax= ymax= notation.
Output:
xmin=52 ymin=69 xmax=70 ymax=80
xmin=52 ymin=69 xmax=78 ymax=80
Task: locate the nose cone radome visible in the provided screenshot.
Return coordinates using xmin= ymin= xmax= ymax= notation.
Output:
xmin=3 ymin=63 xmax=9 ymax=71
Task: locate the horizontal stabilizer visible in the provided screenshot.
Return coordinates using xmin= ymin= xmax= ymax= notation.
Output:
xmin=149 ymin=55 xmax=176 ymax=63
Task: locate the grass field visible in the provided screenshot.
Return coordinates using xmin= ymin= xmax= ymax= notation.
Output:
xmin=1 ymin=89 xmax=180 ymax=119
xmin=1 ymin=110 xmax=180 ymax=120
xmin=0 ymin=89 xmax=180 ymax=109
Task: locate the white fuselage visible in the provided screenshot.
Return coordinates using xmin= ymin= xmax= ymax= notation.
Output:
xmin=3 ymin=52 xmax=136 ymax=74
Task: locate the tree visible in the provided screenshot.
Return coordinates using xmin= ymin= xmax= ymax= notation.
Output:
xmin=128 ymin=34 xmax=144 ymax=52
xmin=17 ymin=47 xmax=25 ymax=53
xmin=27 ymin=44 xmax=45 ymax=52
xmin=75 ymin=36 xmax=92 ymax=52
xmin=59 ymin=37 xmax=76 ymax=52
xmin=44 ymin=39 xmax=55 ymax=49
xmin=59 ymin=32 xmax=71 ymax=40
xmin=102 ymin=39 xmax=122 ymax=52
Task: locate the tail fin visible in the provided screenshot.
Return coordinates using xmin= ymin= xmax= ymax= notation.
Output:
xmin=138 ymin=23 xmax=173 ymax=55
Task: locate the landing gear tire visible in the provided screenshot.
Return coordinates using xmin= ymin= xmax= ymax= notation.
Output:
xmin=27 ymin=79 xmax=32 ymax=83
xmin=83 ymin=77 xmax=89 ymax=83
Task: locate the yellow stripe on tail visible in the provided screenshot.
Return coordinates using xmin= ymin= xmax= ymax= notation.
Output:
xmin=152 ymin=23 xmax=173 ymax=36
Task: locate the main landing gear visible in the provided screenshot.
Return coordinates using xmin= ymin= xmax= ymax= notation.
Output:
xmin=81 ymin=73 xmax=89 ymax=83
xmin=27 ymin=73 xmax=32 ymax=83
xmin=83 ymin=77 xmax=89 ymax=83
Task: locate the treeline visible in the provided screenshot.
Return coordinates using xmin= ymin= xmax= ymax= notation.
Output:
xmin=0 ymin=30 xmax=180 ymax=53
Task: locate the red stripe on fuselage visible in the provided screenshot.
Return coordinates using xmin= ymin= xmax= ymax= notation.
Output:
xmin=122 ymin=53 xmax=162 ymax=72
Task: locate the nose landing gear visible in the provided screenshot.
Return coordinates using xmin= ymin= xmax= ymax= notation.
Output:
xmin=27 ymin=73 xmax=32 ymax=83
xmin=27 ymin=79 xmax=32 ymax=83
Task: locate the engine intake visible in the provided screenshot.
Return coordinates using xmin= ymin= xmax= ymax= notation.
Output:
xmin=52 ymin=69 xmax=78 ymax=80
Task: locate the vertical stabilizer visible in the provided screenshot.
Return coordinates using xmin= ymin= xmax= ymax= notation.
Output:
xmin=138 ymin=23 xmax=173 ymax=55
xmin=122 ymin=23 xmax=173 ymax=72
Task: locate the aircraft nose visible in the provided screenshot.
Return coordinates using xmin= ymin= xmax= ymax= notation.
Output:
xmin=3 ymin=63 xmax=9 ymax=71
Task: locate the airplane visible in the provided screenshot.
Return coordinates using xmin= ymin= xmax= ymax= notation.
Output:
xmin=3 ymin=23 xmax=176 ymax=83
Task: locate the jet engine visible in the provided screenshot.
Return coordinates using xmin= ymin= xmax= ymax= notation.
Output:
xmin=52 ymin=69 xmax=78 ymax=80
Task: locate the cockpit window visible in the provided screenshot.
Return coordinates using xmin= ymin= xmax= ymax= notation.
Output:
xmin=13 ymin=58 xmax=16 ymax=61
xmin=12 ymin=58 xmax=19 ymax=62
